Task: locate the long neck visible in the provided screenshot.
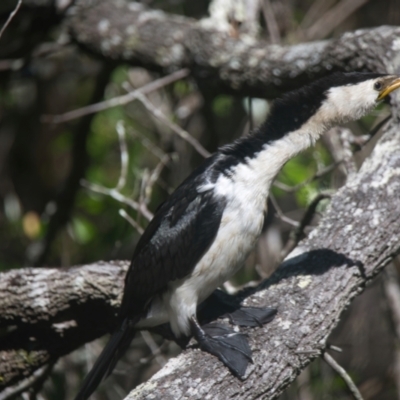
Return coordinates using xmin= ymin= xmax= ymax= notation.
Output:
xmin=214 ymin=102 xmax=331 ymax=199
xmin=207 ymin=80 xmax=348 ymax=204
xmin=234 ymin=118 xmax=327 ymax=195
xmin=211 ymin=74 xmax=381 ymax=201
xmin=217 ymin=81 xmax=332 ymax=172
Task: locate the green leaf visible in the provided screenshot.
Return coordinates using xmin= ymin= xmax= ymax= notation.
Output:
xmin=71 ymin=217 xmax=96 ymax=244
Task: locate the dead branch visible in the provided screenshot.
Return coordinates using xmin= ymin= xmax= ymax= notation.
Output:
xmin=305 ymin=0 xmax=370 ymax=40
xmin=323 ymin=352 xmax=364 ymax=400
xmin=0 ymin=0 xmax=22 ymax=41
xmin=41 ymin=69 xmax=190 ymax=123
xmin=0 ymin=261 xmax=128 ymax=390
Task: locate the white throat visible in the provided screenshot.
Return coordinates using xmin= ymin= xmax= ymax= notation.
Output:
xmin=321 ymin=80 xmax=378 ymax=123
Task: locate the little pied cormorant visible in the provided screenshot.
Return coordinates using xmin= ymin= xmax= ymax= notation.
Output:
xmin=75 ymin=72 xmax=400 ymax=399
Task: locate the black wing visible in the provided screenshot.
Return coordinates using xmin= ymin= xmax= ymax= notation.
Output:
xmin=119 ymin=160 xmax=226 ymax=319
xmin=74 ymin=165 xmax=226 ymax=400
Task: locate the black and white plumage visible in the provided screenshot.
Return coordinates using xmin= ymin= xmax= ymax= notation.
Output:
xmin=75 ymin=72 xmax=400 ymax=399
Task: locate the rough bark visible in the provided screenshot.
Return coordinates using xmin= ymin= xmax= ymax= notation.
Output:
xmin=67 ymin=0 xmax=400 ymax=97
xmin=0 ymin=261 xmax=128 ymax=390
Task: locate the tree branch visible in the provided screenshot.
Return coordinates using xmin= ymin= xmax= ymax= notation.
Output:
xmin=0 ymin=261 xmax=128 ymax=390
xmin=67 ymin=0 xmax=399 ymax=97
xmin=323 ymin=352 xmax=364 ymax=400
xmin=0 ymin=0 xmax=22 ymax=41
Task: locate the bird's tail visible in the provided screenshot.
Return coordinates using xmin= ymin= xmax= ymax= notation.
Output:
xmin=74 ymin=318 xmax=138 ymax=400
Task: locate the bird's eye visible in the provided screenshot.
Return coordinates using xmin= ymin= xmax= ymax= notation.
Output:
xmin=374 ymin=81 xmax=383 ymax=91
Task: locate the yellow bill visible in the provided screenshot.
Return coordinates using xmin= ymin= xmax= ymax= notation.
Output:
xmin=377 ymin=76 xmax=400 ymax=101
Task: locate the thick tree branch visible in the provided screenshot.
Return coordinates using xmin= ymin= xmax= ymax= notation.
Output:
xmin=0 ymin=261 xmax=128 ymax=390
xmin=67 ymin=0 xmax=400 ymax=97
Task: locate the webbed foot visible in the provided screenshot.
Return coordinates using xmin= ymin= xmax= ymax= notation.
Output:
xmin=190 ymin=318 xmax=252 ymax=378
xmin=197 ymin=290 xmax=277 ymax=328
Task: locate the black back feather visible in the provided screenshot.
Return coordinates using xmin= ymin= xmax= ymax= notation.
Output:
xmin=119 ymin=161 xmax=227 ymax=320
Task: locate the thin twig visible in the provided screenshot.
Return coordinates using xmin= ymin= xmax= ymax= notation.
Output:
xmin=119 ymin=209 xmax=144 ymax=234
xmin=139 ymin=169 xmax=150 ymax=210
xmin=115 ymin=121 xmax=129 ymax=191
xmin=358 ymin=114 xmax=392 ymax=146
xmin=143 ymin=154 xmax=170 ymax=205
xmin=323 ymin=352 xmax=364 ymax=400
xmin=299 ymin=0 xmax=336 ymax=29
xmin=82 ymin=117 xmax=166 ymax=224
xmin=327 ymin=344 xmax=343 ymax=353
xmin=261 ymin=0 xmax=281 ymax=43
xmin=269 ymin=194 xmax=299 ymax=227
xmin=140 ymin=331 xmax=167 ymax=367
xmin=129 ymin=129 xmax=166 ymax=161
xmin=28 ymin=361 xmax=55 ymax=400
xmin=135 ymin=92 xmax=210 ymax=158
xmin=82 ymin=133 xmax=168 ymax=226
xmin=0 ymin=363 xmax=54 ymax=400
xmin=81 ymin=180 xmax=153 ymax=221
xmin=0 ymin=0 xmax=22 ymax=41
xmin=274 ymin=161 xmax=340 ymax=193
xmin=41 ymin=68 xmax=190 ymax=123
xmin=305 ymin=0 xmax=370 ymax=40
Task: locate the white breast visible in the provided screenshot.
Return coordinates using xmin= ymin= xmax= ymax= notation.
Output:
xmin=136 ymin=171 xmax=267 ymax=337
xmin=166 ymin=165 xmax=268 ymax=336
xmin=138 ymin=137 xmax=305 ymax=336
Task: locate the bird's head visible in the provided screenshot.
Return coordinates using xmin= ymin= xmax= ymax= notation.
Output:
xmin=258 ymin=72 xmax=400 ymax=146
xmin=317 ymin=72 xmax=400 ymax=124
